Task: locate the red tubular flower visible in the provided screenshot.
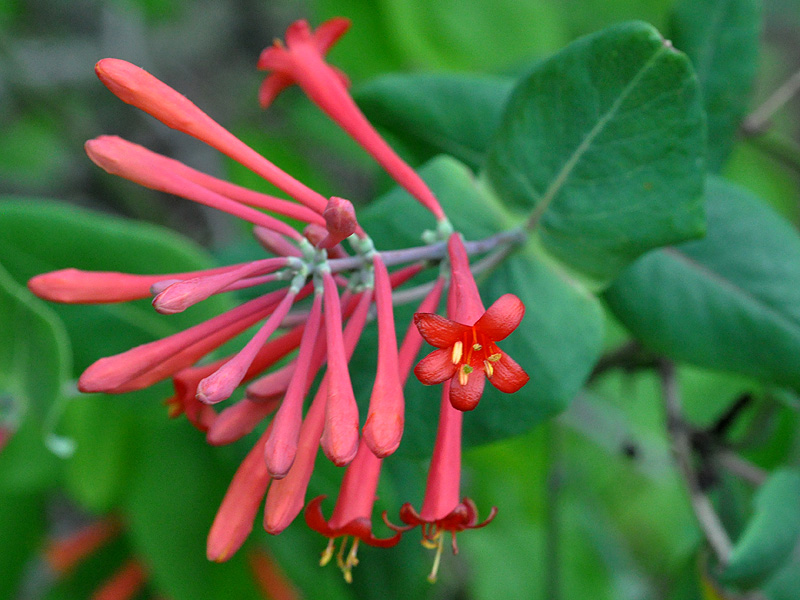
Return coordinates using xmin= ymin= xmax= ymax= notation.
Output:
xmin=264 ymin=290 xmax=373 ymax=535
xmin=320 ymin=271 xmax=360 ymax=466
xmin=388 ymin=260 xmax=498 ymax=583
xmin=94 ymin=58 xmax=329 ymax=214
xmin=362 ymin=255 xmax=405 ymax=458
xmin=305 ymin=439 xmax=401 ymax=583
xmin=257 ymin=18 xmax=446 ymax=221
xmin=207 ymin=425 xmax=274 ymax=562
xmin=414 ymin=235 xmax=529 ymax=411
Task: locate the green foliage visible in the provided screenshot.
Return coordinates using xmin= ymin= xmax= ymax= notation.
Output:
xmin=0 ymin=199 xmax=231 ymax=373
xmin=359 ymin=156 xmax=603 ymax=452
xmin=0 ymin=262 xmax=69 ymax=494
xmin=487 ymin=21 xmax=706 ymax=285
xmin=605 ymin=176 xmax=800 ymax=388
xmin=1 ymin=2 xmax=797 ymax=598
xmin=670 ymin=0 xmax=762 ymax=171
xmin=722 ymin=468 xmax=800 ymax=585
xmin=356 ymin=73 xmax=514 ymax=170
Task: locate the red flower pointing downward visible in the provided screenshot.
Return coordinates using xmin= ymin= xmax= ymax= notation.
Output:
xmin=414 ymin=293 xmax=529 ymax=411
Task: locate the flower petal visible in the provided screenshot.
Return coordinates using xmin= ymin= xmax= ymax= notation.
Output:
xmin=414 ymin=348 xmax=458 ymax=385
xmin=488 ymin=352 xmax=530 ymax=394
xmin=475 ymin=294 xmax=525 ymax=341
xmin=413 ymin=313 xmax=468 ymax=348
xmin=449 ymin=368 xmax=485 ymax=411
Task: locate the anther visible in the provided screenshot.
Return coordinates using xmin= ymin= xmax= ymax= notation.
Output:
xmin=320 ymin=538 xmax=335 ymax=567
xmin=451 ymin=341 xmax=463 ymax=364
xmin=487 ymin=353 xmax=502 ymax=362
xmin=458 ymin=364 xmax=473 ymax=386
xmin=472 ymin=343 xmax=482 ymax=351
xmin=484 ymin=360 xmax=494 ymax=378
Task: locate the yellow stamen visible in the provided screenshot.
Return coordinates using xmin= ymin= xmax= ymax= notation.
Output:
xmin=341 ymin=538 xmax=360 ymax=584
xmin=320 ymin=538 xmax=335 ymax=567
xmin=427 ymin=534 xmax=445 ymax=584
xmin=484 ymin=360 xmax=494 ymax=378
xmin=472 ymin=343 xmax=482 ymax=351
xmin=335 ymin=536 xmax=349 ymax=570
xmin=458 ymin=364 xmax=473 ymax=386
xmin=487 ymin=353 xmax=502 ymax=362
xmin=451 ymin=341 xmax=463 ymax=364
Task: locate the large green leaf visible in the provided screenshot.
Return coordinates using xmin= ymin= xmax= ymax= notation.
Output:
xmin=359 ymin=156 xmax=603 ymax=451
xmin=0 ymin=262 xmax=69 ymax=493
xmin=486 ymin=21 xmax=706 ymax=285
xmin=722 ymin=468 xmax=800 ymax=584
xmin=0 ymin=199 xmax=231 ymax=374
xmin=125 ymin=422 xmax=264 ymax=600
xmin=356 ymin=73 xmax=514 ymax=170
xmin=605 ymin=176 xmax=800 ymax=388
xmin=670 ymin=0 xmax=761 ymax=171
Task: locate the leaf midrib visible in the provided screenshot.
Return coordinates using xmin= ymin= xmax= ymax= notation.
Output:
xmin=527 ymin=42 xmax=671 ymax=230
xmin=663 ymin=246 xmax=800 ymax=335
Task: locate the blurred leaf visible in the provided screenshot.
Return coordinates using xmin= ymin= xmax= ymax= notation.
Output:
xmin=605 ymin=176 xmax=800 ymax=389
xmin=721 ymin=468 xmax=800 ymax=584
xmin=360 ymin=156 xmax=603 ymax=451
xmin=0 ymin=115 xmax=74 ymax=189
xmin=670 ymin=0 xmax=762 ymax=171
xmin=0 ymin=492 xmax=45 ymax=599
xmin=486 ymin=21 xmax=706 ymax=286
xmin=763 ymin=551 xmax=800 ymax=600
xmin=356 ymin=73 xmax=514 ymax=170
xmin=0 ymin=261 xmax=68 ymax=493
xmin=61 ymin=394 xmax=138 ymax=513
xmin=314 ymin=0 xmax=407 ymax=81
xmin=379 ymin=0 xmax=566 ymax=72
xmin=125 ymin=422 xmax=264 ymax=600
xmin=0 ymin=199 xmax=230 ymax=374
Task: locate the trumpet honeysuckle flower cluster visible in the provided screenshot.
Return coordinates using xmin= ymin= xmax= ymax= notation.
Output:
xmin=28 ymin=18 xmax=529 ymax=583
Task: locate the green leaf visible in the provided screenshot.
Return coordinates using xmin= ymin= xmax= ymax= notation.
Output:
xmin=486 ymin=21 xmax=706 ymax=285
xmin=722 ymin=468 xmax=800 ymax=584
xmin=359 ymin=156 xmax=603 ymax=451
xmin=0 ymin=199 xmax=230 ymax=374
xmin=605 ymin=176 xmax=800 ymax=388
xmin=356 ymin=73 xmax=514 ymax=170
xmin=61 ymin=393 xmax=138 ymax=512
xmin=373 ymin=0 xmax=567 ymax=72
xmin=763 ymin=552 xmax=800 ymax=600
xmin=0 ymin=492 xmax=45 ymax=599
xmin=0 ymin=261 xmax=69 ymax=493
xmin=125 ymin=422 xmax=263 ymax=600
xmin=670 ymin=0 xmax=761 ymax=171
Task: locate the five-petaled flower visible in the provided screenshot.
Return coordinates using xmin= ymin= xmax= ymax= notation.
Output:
xmin=414 ymin=295 xmax=529 ymax=411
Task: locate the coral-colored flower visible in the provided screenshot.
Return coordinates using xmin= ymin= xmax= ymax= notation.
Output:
xmin=305 ymin=440 xmax=401 ymax=583
xmin=414 ymin=236 xmax=529 ymax=411
xmin=257 ymin=18 xmax=445 ymax=221
xmin=387 ymin=382 xmax=497 ymax=583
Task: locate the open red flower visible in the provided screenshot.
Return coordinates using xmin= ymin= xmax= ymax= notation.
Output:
xmin=413 ymin=294 xmax=529 ymax=411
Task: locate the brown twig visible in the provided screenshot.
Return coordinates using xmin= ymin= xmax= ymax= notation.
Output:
xmin=658 ymin=360 xmax=733 ymax=566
